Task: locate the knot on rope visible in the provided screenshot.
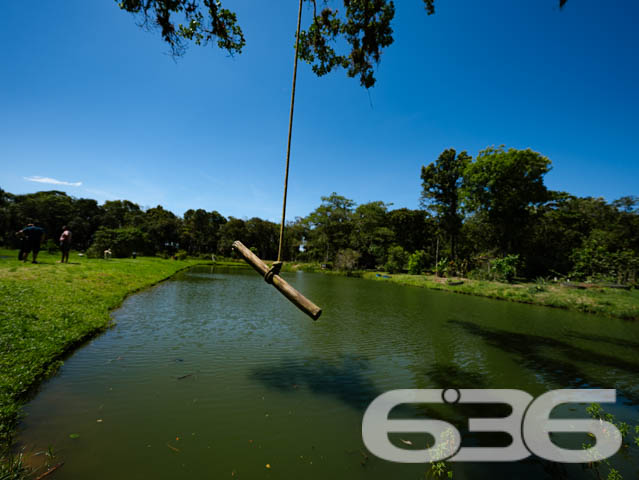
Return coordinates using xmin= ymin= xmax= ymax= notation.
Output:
xmin=264 ymin=261 xmax=283 ymax=284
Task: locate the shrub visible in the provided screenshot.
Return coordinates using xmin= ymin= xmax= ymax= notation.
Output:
xmin=334 ymin=248 xmax=361 ymax=272
xmin=407 ymin=250 xmax=430 ymax=275
xmin=176 ymin=250 xmax=188 ymax=260
xmin=527 ymin=277 xmax=547 ymax=293
xmin=490 ymin=254 xmax=520 ymax=283
xmin=570 ymin=230 xmax=615 ymax=281
xmin=468 ymin=268 xmax=490 ymax=281
xmin=385 ymin=246 xmax=409 ymax=273
xmin=570 ymin=229 xmax=639 ymax=284
xmin=435 ymin=257 xmax=449 ymax=277
xmin=572 ymin=247 xmax=638 ymax=284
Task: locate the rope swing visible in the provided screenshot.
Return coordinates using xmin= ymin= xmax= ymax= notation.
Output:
xmin=233 ymin=0 xmax=322 ymax=320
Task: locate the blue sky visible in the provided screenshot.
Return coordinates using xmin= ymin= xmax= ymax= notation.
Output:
xmin=1 ymin=0 xmax=637 ymax=220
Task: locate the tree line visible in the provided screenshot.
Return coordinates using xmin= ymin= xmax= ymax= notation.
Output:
xmin=0 ymin=189 xmax=303 ymax=261
xmin=1 ymin=145 xmax=637 ymax=283
xmin=417 ymin=146 xmax=638 ymax=283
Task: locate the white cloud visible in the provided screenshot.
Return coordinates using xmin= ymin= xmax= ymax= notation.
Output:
xmin=24 ymin=176 xmax=82 ymax=187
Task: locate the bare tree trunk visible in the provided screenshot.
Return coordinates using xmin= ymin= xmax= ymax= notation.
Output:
xmin=435 ymin=236 xmax=440 ymax=277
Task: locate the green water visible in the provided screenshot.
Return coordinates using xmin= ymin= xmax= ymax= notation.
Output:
xmin=16 ymin=266 xmax=639 ymax=479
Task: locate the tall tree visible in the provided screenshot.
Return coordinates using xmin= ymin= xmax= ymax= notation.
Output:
xmin=245 ymin=217 xmax=280 ymax=260
xmin=463 ymin=147 xmax=551 ymax=254
xmin=101 ymin=200 xmax=144 ymax=229
xmin=351 ymin=201 xmax=394 ymax=268
xmin=217 ymin=217 xmax=248 ymax=257
xmin=420 ymin=148 xmax=471 ymax=259
xmin=303 ymin=193 xmax=355 ymax=262
xmin=387 ymin=208 xmax=435 ymax=254
xmin=0 ymin=189 xmax=14 ymax=245
xmin=143 ymin=205 xmax=181 ymax=253
xmin=10 ymin=191 xmax=74 ymax=240
xmin=612 ymin=196 xmax=639 ymax=254
xmin=70 ymin=198 xmax=103 ymax=250
xmin=280 ymin=218 xmax=307 ymax=262
xmin=181 ymin=209 xmax=227 ymax=254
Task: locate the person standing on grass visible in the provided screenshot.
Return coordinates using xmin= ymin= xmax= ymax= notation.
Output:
xmin=59 ymin=225 xmax=72 ymax=263
xmin=20 ymin=223 xmax=45 ymax=263
xmin=15 ymin=230 xmax=27 ymax=260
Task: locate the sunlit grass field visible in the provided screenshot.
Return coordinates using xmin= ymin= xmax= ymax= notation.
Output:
xmin=363 ymin=272 xmax=639 ymax=320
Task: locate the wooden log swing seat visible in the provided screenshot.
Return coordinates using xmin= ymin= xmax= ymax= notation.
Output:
xmin=233 ymin=0 xmax=322 ymax=321
xmin=232 ymin=241 xmax=322 ymax=320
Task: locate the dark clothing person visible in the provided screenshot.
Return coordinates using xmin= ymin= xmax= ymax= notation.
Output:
xmin=16 ymin=231 xmax=27 ymax=260
xmin=59 ymin=227 xmax=72 ymax=263
xmin=21 ymin=225 xmax=45 ymax=263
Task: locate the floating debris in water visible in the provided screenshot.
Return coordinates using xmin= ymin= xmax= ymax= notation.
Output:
xmin=34 ymin=462 xmax=64 ymax=480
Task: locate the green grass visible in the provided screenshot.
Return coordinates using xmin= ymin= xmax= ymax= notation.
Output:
xmin=362 ymin=272 xmax=639 ymax=320
xmin=0 ymin=249 xmax=209 ymax=457
xmin=268 ymin=259 xmax=637 ymax=319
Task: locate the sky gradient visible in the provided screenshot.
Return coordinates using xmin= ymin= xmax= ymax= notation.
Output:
xmin=1 ymin=0 xmax=637 ymax=220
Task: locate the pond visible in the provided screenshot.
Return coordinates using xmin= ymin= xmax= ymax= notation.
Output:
xmin=16 ymin=266 xmax=639 ymax=479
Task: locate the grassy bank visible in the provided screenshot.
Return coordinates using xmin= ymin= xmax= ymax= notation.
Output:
xmin=362 ymin=272 xmax=639 ymax=320
xmin=174 ymin=257 xmax=639 ymax=319
xmin=261 ymin=259 xmax=638 ymax=318
xmin=260 ymin=259 xmax=638 ymax=319
xmin=0 ymin=249 xmax=208 ymax=458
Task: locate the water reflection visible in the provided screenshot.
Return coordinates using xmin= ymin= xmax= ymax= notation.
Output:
xmin=448 ymin=319 xmax=639 ymax=404
xmin=251 ymin=355 xmax=379 ymax=411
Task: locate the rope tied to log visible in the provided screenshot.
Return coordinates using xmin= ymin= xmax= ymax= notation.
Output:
xmin=232 ymin=241 xmax=322 ymax=320
xmin=264 ymin=261 xmax=283 ymax=284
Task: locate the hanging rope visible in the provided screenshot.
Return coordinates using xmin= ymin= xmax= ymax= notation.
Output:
xmin=276 ymin=0 xmax=303 ymax=263
xmin=231 ymin=2 xmax=322 ymax=320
